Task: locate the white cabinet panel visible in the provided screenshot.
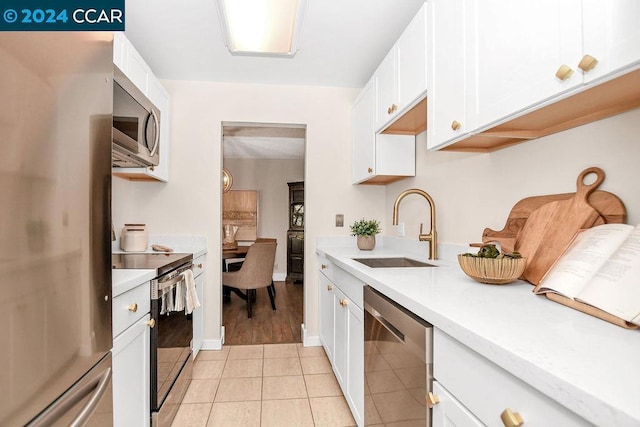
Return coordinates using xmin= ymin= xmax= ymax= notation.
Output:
xmin=469 ymin=0 xmax=583 ymax=128
xmin=333 ymin=287 xmax=348 ymax=386
xmin=113 ymin=314 xmax=151 ymax=427
xmin=375 ymin=49 xmax=398 ymax=130
xmin=397 ymin=4 xmax=427 ymax=109
xmin=352 ymin=79 xmax=376 ymax=184
xmin=318 ymin=271 xmax=335 ymax=361
xmin=346 ymin=301 xmax=364 ymax=426
xmin=432 ymin=381 xmax=484 ymax=427
xmin=192 ymin=266 xmax=204 ymax=358
xmin=582 ymin=0 xmax=640 ymax=83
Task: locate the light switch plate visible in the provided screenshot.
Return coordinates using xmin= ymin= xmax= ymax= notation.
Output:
xmin=336 ymin=214 xmax=344 ymax=227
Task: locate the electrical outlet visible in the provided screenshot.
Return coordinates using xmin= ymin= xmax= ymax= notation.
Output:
xmin=336 ymin=214 xmax=344 ymax=227
xmin=397 ymin=223 xmax=405 ymax=237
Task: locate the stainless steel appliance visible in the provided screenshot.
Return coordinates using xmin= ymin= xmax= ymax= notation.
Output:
xmin=0 ymin=33 xmax=113 ymax=425
xmin=112 ymin=252 xmax=194 ymax=426
xmin=364 ymin=286 xmax=433 ymax=426
xmin=112 ymin=69 xmax=160 ymax=168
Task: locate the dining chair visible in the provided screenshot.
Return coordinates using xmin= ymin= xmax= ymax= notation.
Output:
xmin=222 ymin=241 xmax=277 ymax=318
xmin=226 ymin=238 xmax=277 ymax=296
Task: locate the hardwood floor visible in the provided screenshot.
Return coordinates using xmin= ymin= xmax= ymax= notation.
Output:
xmin=222 ymin=280 xmax=303 ymax=345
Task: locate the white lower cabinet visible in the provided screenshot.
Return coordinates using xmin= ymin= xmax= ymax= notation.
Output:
xmin=431 ymin=381 xmax=483 ymax=427
xmin=433 ymin=328 xmax=588 ymax=426
xmin=318 ymin=260 xmax=364 ymax=426
xmin=112 ymin=279 xmax=151 ymax=426
xmin=192 ymin=255 xmax=206 ymax=358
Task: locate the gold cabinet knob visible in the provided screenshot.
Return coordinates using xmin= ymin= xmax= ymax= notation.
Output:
xmin=327 ymin=285 xmax=333 ymax=291
xmin=578 ymin=54 xmax=598 ymax=72
xmin=555 ymin=64 xmax=574 ymax=80
xmin=321 ymin=264 xmax=327 ymax=269
xmin=340 ymin=299 xmax=348 ymax=307
xmin=197 ymin=263 xmax=203 ymax=269
xmin=367 ymin=167 xmax=373 ymax=173
xmin=500 ymin=408 xmax=524 ymax=427
xmin=426 ymin=392 xmax=440 ymax=409
xmin=387 ymin=104 xmax=398 ymax=114
xmin=128 ymin=303 xmax=138 ymax=313
xmin=451 ymin=120 xmax=461 ymax=131
xmin=146 ymin=318 xmax=156 ymax=328
xmin=149 ymin=165 xmax=155 ymax=171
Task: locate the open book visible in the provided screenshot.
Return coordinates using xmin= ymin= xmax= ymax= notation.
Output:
xmin=533 ymin=223 xmax=640 ymax=326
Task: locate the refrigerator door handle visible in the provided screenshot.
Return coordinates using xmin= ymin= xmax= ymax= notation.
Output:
xmin=28 ymin=367 xmax=112 ymax=427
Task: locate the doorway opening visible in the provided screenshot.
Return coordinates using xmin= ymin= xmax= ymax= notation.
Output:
xmin=221 ymin=122 xmax=306 ymax=345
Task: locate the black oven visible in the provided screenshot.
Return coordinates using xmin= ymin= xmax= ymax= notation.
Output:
xmin=112 ymin=252 xmax=194 ymax=427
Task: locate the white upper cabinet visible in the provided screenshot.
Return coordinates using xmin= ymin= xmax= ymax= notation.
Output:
xmin=582 ymin=0 xmax=640 ymax=83
xmin=352 ymin=79 xmax=376 ymax=184
xmin=112 ymin=33 xmax=171 ymax=182
xmin=427 ymin=0 xmax=473 ymax=150
xmin=375 ymin=3 xmax=428 ymax=132
xmin=428 ymin=0 xmax=640 ymax=152
xmin=469 ymin=0 xmax=583 ymax=130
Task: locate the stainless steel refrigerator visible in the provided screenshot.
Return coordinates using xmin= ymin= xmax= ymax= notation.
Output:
xmin=0 ymin=33 xmax=113 ymax=426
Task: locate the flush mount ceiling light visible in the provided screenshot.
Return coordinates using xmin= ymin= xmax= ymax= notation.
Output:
xmin=215 ymin=0 xmax=307 ymax=57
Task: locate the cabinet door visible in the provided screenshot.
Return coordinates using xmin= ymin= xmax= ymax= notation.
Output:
xmin=375 ymin=49 xmax=398 ymax=130
xmin=126 ymin=44 xmax=150 ymax=95
xmin=432 ymin=381 xmax=484 ymax=427
xmin=582 ymin=0 xmax=640 ymax=84
xmin=318 ymin=273 xmax=335 ymax=361
xmin=397 ymin=4 xmax=427 ymax=110
xmin=352 ymin=79 xmax=376 ymax=184
xmin=113 ymin=32 xmax=127 ymax=72
xmin=192 ymin=270 xmax=204 ymax=358
xmin=469 ymin=0 xmax=583 ymax=128
xmin=427 ymin=0 xmax=473 ymax=150
xmin=333 ymin=287 xmax=348 ymax=386
xmin=346 ymin=301 xmax=364 ymax=426
xmin=113 ymin=314 xmax=151 ymax=427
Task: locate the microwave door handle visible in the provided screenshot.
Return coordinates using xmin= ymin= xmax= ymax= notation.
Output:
xmin=149 ymin=109 xmax=159 ymax=157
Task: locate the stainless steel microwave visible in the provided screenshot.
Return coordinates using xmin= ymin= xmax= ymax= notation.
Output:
xmin=112 ymin=75 xmax=160 ymax=168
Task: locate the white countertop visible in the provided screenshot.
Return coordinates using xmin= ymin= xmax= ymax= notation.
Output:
xmin=112 ymin=269 xmax=156 ymax=297
xmin=317 ymin=239 xmax=640 ymax=426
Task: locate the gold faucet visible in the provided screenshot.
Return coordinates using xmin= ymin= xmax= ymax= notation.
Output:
xmin=392 ymin=189 xmax=438 ymax=260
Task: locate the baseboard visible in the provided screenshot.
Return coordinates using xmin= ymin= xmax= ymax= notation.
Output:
xmin=201 ymin=326 xmax=225 ymax=350
xmin=273 ymin=272 xmax=286 ymax=281
xmin=301 ymin=323 xmax=321 ymax=347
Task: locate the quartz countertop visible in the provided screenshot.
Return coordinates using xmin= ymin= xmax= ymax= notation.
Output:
xmin=112 ymin=269 xmax=156 ymax=298
xmin=317 ymin=239 xmax=640 ymax=426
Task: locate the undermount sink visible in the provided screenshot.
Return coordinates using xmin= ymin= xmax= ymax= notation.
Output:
xmin=352 ymin=257 xmax=437 ymax=268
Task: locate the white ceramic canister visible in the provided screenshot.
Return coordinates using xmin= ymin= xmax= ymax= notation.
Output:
xmin=121 ymin=224 xmax=148 ymax=252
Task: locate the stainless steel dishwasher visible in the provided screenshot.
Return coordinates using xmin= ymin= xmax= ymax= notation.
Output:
xmin=364 ymin=285 xmax=433 ymax=426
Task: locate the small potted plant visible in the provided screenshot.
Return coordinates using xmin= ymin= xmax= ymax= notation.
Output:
xmin=350 ymin=218 xmax=381 ymax=250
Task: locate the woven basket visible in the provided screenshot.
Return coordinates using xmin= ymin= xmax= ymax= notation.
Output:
xmin=457 ymin=254 xmax=526 ymax=285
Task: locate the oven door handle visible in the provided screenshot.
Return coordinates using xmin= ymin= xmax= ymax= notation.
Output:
xmin=158 ymin=273 xmax=185 ymax=292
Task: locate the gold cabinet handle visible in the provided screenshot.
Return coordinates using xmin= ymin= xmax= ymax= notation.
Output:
xmin=146 ymin=318 xmax=156 ymax=328
xmin=367 ymin=167 xmax=373 ymax=173
xmin=451 ymin=120 xmax=461 ymax=131
xmin=340 ymin=299 xmax=348 ymax=307
xmin=387 ymin=104 xmax=398 ymax=114
xmin=426 ymin=392 xmax=440 ymax=409
xmin=555 ymin=64 xmax=574 ymax=81
xmin=500 ymin=408 xmax=524 ymax=427
xmin=197 ymin=263 xmax=203 ymax=269
xmin=149 ymin=165 xmax=155 ymax=171
xmin=327 ymin=284 xmax=333 ymax=291
xmin=321 ymin=264 xmax=327 ymax=269
xmin=578 ymin=54 xmax=598 ymax=72
xmin=128 ymin=303 xmax=138 ymax=313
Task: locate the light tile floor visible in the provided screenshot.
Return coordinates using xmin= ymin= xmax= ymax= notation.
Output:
xmin=171 ymin=343 xmax=356 ymax=427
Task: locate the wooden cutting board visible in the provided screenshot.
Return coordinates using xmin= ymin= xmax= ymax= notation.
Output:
xmin=515 ymin=167 xmax=608 ymax=285
xmin=482 ymin=191 xmax=626 ymax=254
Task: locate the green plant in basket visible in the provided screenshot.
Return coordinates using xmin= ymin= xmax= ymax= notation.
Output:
xmin=350 ymin=218 xmax=381 ymax=236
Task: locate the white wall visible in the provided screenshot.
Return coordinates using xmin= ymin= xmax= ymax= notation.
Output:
xmin=223 ymin=158 xmax=304 ymax=278
xmin=384 ymin=108 xmax=640 ymax=249
xmin=112 ymin=80 xmax=385 ymax=343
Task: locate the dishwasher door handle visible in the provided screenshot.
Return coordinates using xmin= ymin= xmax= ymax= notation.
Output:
xmin=367 ymin=305 xmax=405 ymax=343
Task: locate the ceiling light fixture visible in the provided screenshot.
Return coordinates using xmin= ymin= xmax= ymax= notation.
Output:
xmin=215 ymin=0 xmax=307 ymax=57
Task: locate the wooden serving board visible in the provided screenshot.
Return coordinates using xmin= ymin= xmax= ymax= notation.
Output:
xmin=515 ymin=167 xmax=608 ymax=285
xmin=482 ymin=190 xmax=626 ymax=254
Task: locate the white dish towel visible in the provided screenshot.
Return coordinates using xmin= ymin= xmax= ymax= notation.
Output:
xmin=183 ymin=269 xmax=200 ymax=314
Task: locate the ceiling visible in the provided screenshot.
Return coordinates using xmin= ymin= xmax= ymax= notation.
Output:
xmin=123 ymin=0 xmax=426 ymax=88
xmin=123 ymin=0 xmax=425 ymax=159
